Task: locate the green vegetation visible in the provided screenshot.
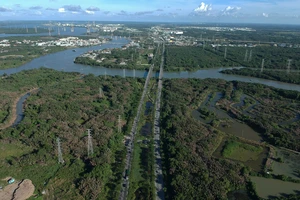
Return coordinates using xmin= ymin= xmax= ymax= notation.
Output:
xmin=222 ymin=140 xmax=263 ymax=162
xmin=161 ymin=78 xmax=247 ymax=199
xmin=74 ymin=47 xmax=153 ymax=70
xmin=164 ymin=46 xmax=235 ymax=71
xmin=0 ymin=68 xmax=144 ymax=199
xmin=221 ymin=68 xmax=300 ymax=84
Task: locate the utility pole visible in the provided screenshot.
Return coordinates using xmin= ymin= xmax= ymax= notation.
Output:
xmin=87 ymin=129 xmax=94 ymax=157
xmin=224 ymin=47 xmax=227 ymax=59
xmin=57 ymin=137 xmax=64 ymax=164
xmin=261 ymin=59 xmax=265 ymax=73
xmin=244 ymin=50 xmax=248 ymax=62
xmin=118 ymin=115 xmax=122 ymax=133
xmin=287 ymin=59 xmax=292 ymax=74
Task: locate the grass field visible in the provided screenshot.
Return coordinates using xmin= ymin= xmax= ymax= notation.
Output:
xmin=222 ymin=140 xmax=264 ymax=162
xmin=0 ymin=142 xmax=32 ymax=160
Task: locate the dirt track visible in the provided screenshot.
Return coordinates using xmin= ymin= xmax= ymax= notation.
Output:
xmin=0 ymin=179 xmax=35 ymax=200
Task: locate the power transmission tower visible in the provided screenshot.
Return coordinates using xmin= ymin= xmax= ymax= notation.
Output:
xmin=133 ymin=69 xmax=136 ymax=78
xmin=118 ymin=115 xmax=122 ymax=133
xmin=123 ymin=69 xmax=126 ymax=78
xmin=48 ymin=28 xmax=51 ymax=36
xmin=57 ymin=137 xmax=64 ymax=164
xmin=244 ymin=50 xmax=248 ymax=62
xmin=104 ymin=70 xmax=107 ymax=80
xmin=87 ymin=129 xmax=94 ymax=157
xmin=287 ymin=59 xmax=292 ymax=74
xmin=224 ymin=47 xmax=227 ymax=59
xmin=248 ymin=49 xmax=252 ymax=62
xmin=261 ymin=59 xmax=265 ymax=73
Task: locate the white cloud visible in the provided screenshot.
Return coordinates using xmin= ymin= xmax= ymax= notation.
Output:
xmin=222 ymin=6 xmax=241 ymax=16
xmin=58 ymin=8 xmax=65 ymax=13
xmin=35 ymin=11 xmax=42 ymax=15
xmin=194 ymin=2 xmax=212 ymax=12
xmin=262 ymin=13 xmax=268 ymax=17
xmin=85 ymin=10 xmax=94 ymax=14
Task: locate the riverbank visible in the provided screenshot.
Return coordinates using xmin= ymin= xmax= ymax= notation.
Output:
xmin=221 ymin=68 xmax=300 ymax=85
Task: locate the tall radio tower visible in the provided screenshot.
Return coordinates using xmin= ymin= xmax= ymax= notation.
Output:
xmin=57 ymin=137 xmax=64 ymax=164
xmin=87 ymin=129 xmax=94 ymax=157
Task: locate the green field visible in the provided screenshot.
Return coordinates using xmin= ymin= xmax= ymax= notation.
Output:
xmin=222 ymin=141 xmax=263 ymax=162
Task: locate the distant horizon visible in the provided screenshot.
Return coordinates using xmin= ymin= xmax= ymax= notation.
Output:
xmin=1 ymin=1 xmax=300 ymax=25
xmin=1 ymin=19 xmax=300 ymax=26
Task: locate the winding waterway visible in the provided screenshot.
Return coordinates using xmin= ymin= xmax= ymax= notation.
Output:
xmin=0 ymin=38 xmax=299 ymax=92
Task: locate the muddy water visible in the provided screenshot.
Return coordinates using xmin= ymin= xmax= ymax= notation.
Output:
xmin=192 ymin=92 xmax=263 ymax=142
xmin=250 ymin=176 xmax=300 ymax=199
xmin=13 ymin=93 xmax=31 ymax=126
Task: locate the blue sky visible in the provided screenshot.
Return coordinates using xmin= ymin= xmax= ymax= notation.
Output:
xmin=0 ymin=0 xmax=300 ymax=24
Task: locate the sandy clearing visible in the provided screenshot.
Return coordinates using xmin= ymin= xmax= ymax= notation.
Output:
xmin=0 ymin=179 xmax=35 ymax=200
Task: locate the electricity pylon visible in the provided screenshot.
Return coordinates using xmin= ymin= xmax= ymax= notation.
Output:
xmin=99 ymin=87 xmax=104 ymax=98
xmin=57 ymin=137 xmax=64 ymax=164
xmin=118 ymin=115 xmax=122 ymax=133
xmin=248 ymin=49 xmax=252 ymax=62
xmin=287 ymin=59 xmax=292 ymax=74
xmin=87 ymin=129 xmax=94 ymax=157
xmin=244 ymin=50 xmax=248 ymax=62
xmin=261 ymin=59 xmax=265 ymax=73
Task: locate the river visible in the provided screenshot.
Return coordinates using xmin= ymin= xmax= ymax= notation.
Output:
xmin=0 ymin=37 xmax=299 ymax=92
